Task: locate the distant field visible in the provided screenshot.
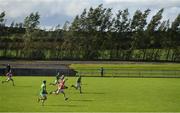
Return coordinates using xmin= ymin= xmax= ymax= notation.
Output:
xmin=0 ymin=77 xmax=180 ymax=112
xmin=70 ymin=63 xmax=180 ymax=77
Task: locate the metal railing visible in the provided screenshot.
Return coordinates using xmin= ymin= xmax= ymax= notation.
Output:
xmin=76 ymin=69 xmax=180 ymax=78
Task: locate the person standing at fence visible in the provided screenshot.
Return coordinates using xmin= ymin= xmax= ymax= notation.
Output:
xmin=38 ymin=80 xmax=48 ymax=106
xmin=100 ymin=67 xmax=104 ymax=77
xmin=6 ymin=64 xmax=11 ymax=73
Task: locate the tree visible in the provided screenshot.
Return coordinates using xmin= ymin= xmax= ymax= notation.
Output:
xmin=112 ymin=9 xmax=131 ymax=59
xmin=170 ymin=14 xmax=180 ymax=61
xmin=145 ymin=9 xmax=164 ymax=60
xmin=157 ymin=20 xmax=170 ymax=60
xmin=24 ymin=12 xmax=40 ymax=31
xmin=23 ymin=12 xmax=44 ymax=59
xmin=171 ymin=14 xmax=180 ymax=32
xmin=83 ymin=4 xmax=113 ymax=59
xmin=147 ymin=9 xmax=164 ymax=32
xmin=130 ymin=9 xmax=150 ymax=60
xmin=10 ymin=21 xmax=15 ymax=28
xmin=131 ymin=9 xmax=150 ymax=45
xmin=0 ymin=11 xmax=5 ymax=27
xmin=63 ymin=21 xmax=70 ymax=31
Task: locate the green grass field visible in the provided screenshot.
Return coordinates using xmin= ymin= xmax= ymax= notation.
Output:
xmin=1 ymin=76 xmax=180 ymax=112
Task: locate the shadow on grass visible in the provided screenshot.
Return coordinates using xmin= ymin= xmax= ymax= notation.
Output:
xmin=70 ymin=99 xmax=93 ymax=102
xmin=45 ymin=104 xmax=83 ymax=107
xmin=15 ymin=85 xmax=32 ymax=87
xmin=83 ymin=92 xmax=105 ymax=95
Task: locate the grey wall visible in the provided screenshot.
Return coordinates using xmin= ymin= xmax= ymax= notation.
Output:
xmin=0 ymin=68 xmax=77 ymax=76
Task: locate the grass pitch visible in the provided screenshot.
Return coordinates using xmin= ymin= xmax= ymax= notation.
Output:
xmin=0 ymin=76 xmax=180 ymax=112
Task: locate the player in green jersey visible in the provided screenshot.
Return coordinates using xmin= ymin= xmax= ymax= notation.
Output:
xmin=71 ymin=75 xmax=82 ymax=93
xmin=49 ymin=72 xmax=60 ymax=86
xmin=38 ymin=80 xmax=48 ymax=106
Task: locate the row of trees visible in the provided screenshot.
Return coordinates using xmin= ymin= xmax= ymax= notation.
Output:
xmin=0 ymin=4 xmax=180 ymax=61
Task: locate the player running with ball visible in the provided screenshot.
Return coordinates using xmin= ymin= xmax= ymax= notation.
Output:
xmin=50 ymin=75 xmax=68 ymax=100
